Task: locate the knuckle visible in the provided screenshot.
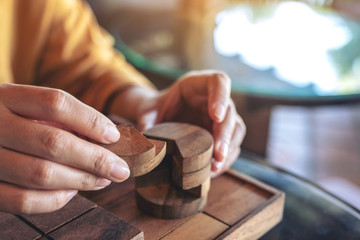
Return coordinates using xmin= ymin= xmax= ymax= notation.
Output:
xmin=213 ymin=72 xmax=230 ymax=84
xmin=31 ymin=161 xmax=54 ymax=187
xmin=86 ymin=111 xmax=103 ymax=130
xmin=39 ymin=129 xmax=66 ymax=158
xmin=42 ymin=89 xmax=68 ymax=117
xmin=80 ymin=174 xmax=97 ymax=190
xmin=91 ymin=150 xmax=110 ymax=175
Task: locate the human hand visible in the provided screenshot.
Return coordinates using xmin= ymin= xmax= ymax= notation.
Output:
xmin=134 ymin=70 xmax=246 ymax=178
xmin=0 ymin=84 xmax=130 ymax=214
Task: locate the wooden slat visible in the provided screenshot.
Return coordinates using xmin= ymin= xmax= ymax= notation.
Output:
xmin=80 ymin=178 xmax=135 ymax=206
xmin=48 ymin=207 xmax=143 ymax=240
xmin=20 ymin=194 xmax=96 ymax=234
xmin=216 ymin=194 xmax=285 ymax=240
xmin=161 ymin=213 xmax=229 ymax=240
xmin=98 ymin=191 xmax=191 ymax=240
xmin=0 ymin=212 xmax=41 ymax=239
xmin=205 ymin=174 xmax=272 ymax=225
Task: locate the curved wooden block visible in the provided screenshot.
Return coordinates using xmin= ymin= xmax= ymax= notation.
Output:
xmin=144 ymin=122 xmax=213 ymax=189
xmin=185 ymin=176 xmax=211 ymax=198
xmin=172 ymin=157 xmax=211 ymax=190
xmin=97 ymin=124 xmax=166 ymax=177
xmin=144 ymin=123 xmax=213 ymax=173
xmin=135 ymin=183 xmax=208 ymax=219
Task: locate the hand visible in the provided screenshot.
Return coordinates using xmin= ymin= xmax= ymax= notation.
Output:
xmin=133 ymin=70 xmax=246 ymax=177
xmin=0 ymin=84 xmax=130 ymax=214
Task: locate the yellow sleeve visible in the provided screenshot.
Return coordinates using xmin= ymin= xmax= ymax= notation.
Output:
xmin=35 ymin=0 xmax=154 ymax=112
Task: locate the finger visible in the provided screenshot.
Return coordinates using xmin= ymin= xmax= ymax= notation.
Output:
xmin=178 ymin=71 xmax=231 ymax=122
xmin=0 ymin=148 xmax=111 ymax=191
xmin=0 ymin=181 xmax=77 ymax=214
xmin=137 ymin=110 xmax=158 ymax=131
xmin=211 ymin=147 xmax=240 ymax=178
xmin=207 ymin=72 xmax=231 ymax=122
xmin=212 ymin=102 xmax=237 ymax=163
xmin=1 ymin=84 xmax=119 ymax=144
xmin=0 ymin=115 xmax=130 ymax=182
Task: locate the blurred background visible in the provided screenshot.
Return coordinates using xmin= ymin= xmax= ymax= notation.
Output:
xmin=87 ymin=0 xmax=360 ymax=209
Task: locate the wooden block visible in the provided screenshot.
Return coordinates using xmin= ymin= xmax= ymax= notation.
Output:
xmin=48 ymin=207 xmax=143 ymax=240
xmin=135 ymin=155 xmax=171 ymax=188
xmin=21 ymin=194 xmax=97 ymax=234
xmin=135 ymin=183 xmax=207 ymax=219
xmin=185 ymin=176 xmax=211 ymax=198
xmin=0 ymin=212 xmax=41 ymax=239
xmin=80 ymin=178 xmax=135 ymax=207
xmin=172 ymin=155 xmax=211 ymax=190
xmin=144 ymin=122 xmax=213 ymax=173
xmin=161 ymin=213 xmax=229 ymax=240
xmin=81 ymin=170 xmax=284 ymax=239
xmin=205 ymin=172 xmax=272 ymax=225
xmin=97 ymin=124 xmax=166 ymax=177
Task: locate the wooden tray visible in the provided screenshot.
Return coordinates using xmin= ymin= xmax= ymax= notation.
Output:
xmin=1 ymin=170 xmax=284 ymax=239
xmin=82 ymin=169 xmax=285 ymax=240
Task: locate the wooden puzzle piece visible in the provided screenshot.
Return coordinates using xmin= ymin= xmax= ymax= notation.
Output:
xmin=144 ymin=122 xmax=213 ymax=191
xmin=134 ymin=122 xmax=214 ymax=219
xmin=97 ymin=124 xmax=166 ymax=177
xmin=48 ymin=207 xmax=144 ymax=240
xmin=20 ymin=194 xmax=97 ymax=234
xmin=185 ymin=176 xmax=211 ymax=198
xmin=171 ymin=155 xmax=211 ymax=190
xmin=135 ymin=183 xmax=208 ymax=219
xmin=0 ymin=212 xmax=41 ymax=239
xmin=97 ymin=123 xmax=213 ymax=219
xmin=143 ymin=122 xmax=213 ymax=174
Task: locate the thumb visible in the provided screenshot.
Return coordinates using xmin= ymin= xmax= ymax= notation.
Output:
xmin=137 ymin=110 xmax=158 ymax=132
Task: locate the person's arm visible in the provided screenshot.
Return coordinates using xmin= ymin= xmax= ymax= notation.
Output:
xmin=35 ymin=0 xmax=154 ymax=112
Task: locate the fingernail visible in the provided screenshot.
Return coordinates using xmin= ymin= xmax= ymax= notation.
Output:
xmin=95 ymin=178 xmax=111 ymax=189
xmin=214 ymin=104 xmax=226 ymax=121
xmin=110 ymin=161 xmax=130 ymax=181
xmin=66 ymin=191 xmax=77 ymax=202
xmin=214 ymin=161 xmax=224 ymax=171
xmin=217 ymin=141 xmax=229 ymax=161
xmin=104 ymin=125 xmax=120 ymax=143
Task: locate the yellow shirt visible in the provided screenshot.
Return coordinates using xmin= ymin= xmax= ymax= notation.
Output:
xmin=0 ymin=0 xmax=152 ymax=112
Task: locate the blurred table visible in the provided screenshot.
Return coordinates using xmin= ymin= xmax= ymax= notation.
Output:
xmin=80 ymin=151 xmax=360 ymax=239
xmin=89 ymin=0 xmax=360 ymax=155
xmin=234 ymin=152 xmax=360 ymax=239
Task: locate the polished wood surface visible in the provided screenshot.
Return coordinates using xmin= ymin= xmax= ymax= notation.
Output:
xmin=96 ymin=124 xmax=166 ymax=177
xmin=81 ymin=170 xmax=284 ymax=239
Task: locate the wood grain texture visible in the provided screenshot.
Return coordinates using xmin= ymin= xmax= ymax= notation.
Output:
xmin=217 ymin=194 xmax=285 ymax=240
xmin=48 ymin=207 xmax=144 ymax=240
xmin=79 ymin=170 xmax=284 ymax=239
xmin=21 ymin=194 xmax=97 ymax=234
xmin=205 ymin=173 xmax=272 ymax=225
xmin=161 ymin=213 xmax=229 ymax=240
xmin=0 ymin=212 xmax=41 ymax=239
xmin=144 ymin=122 xmax=213 ymax=174
xmin=172 ymin=157 xmax=211 ymax=190
xmin=185 ymin=176 xmax=211 ymax=198
xmin=136 ymin=183 xmax=207 ymax=219
xmin=135 ymin=156 xmax=171 ymax=188
xmin=97 ymin=124 xmax=166 ymax=177
xmin=89 ymin=189 xmax=191 ymax=240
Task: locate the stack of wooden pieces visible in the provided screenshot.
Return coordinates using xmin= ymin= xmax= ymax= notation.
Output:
xmin=139 ymin=122 xmax=213 ymax=219
xmin=100 ymin=122 xmax=213 ymax=219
